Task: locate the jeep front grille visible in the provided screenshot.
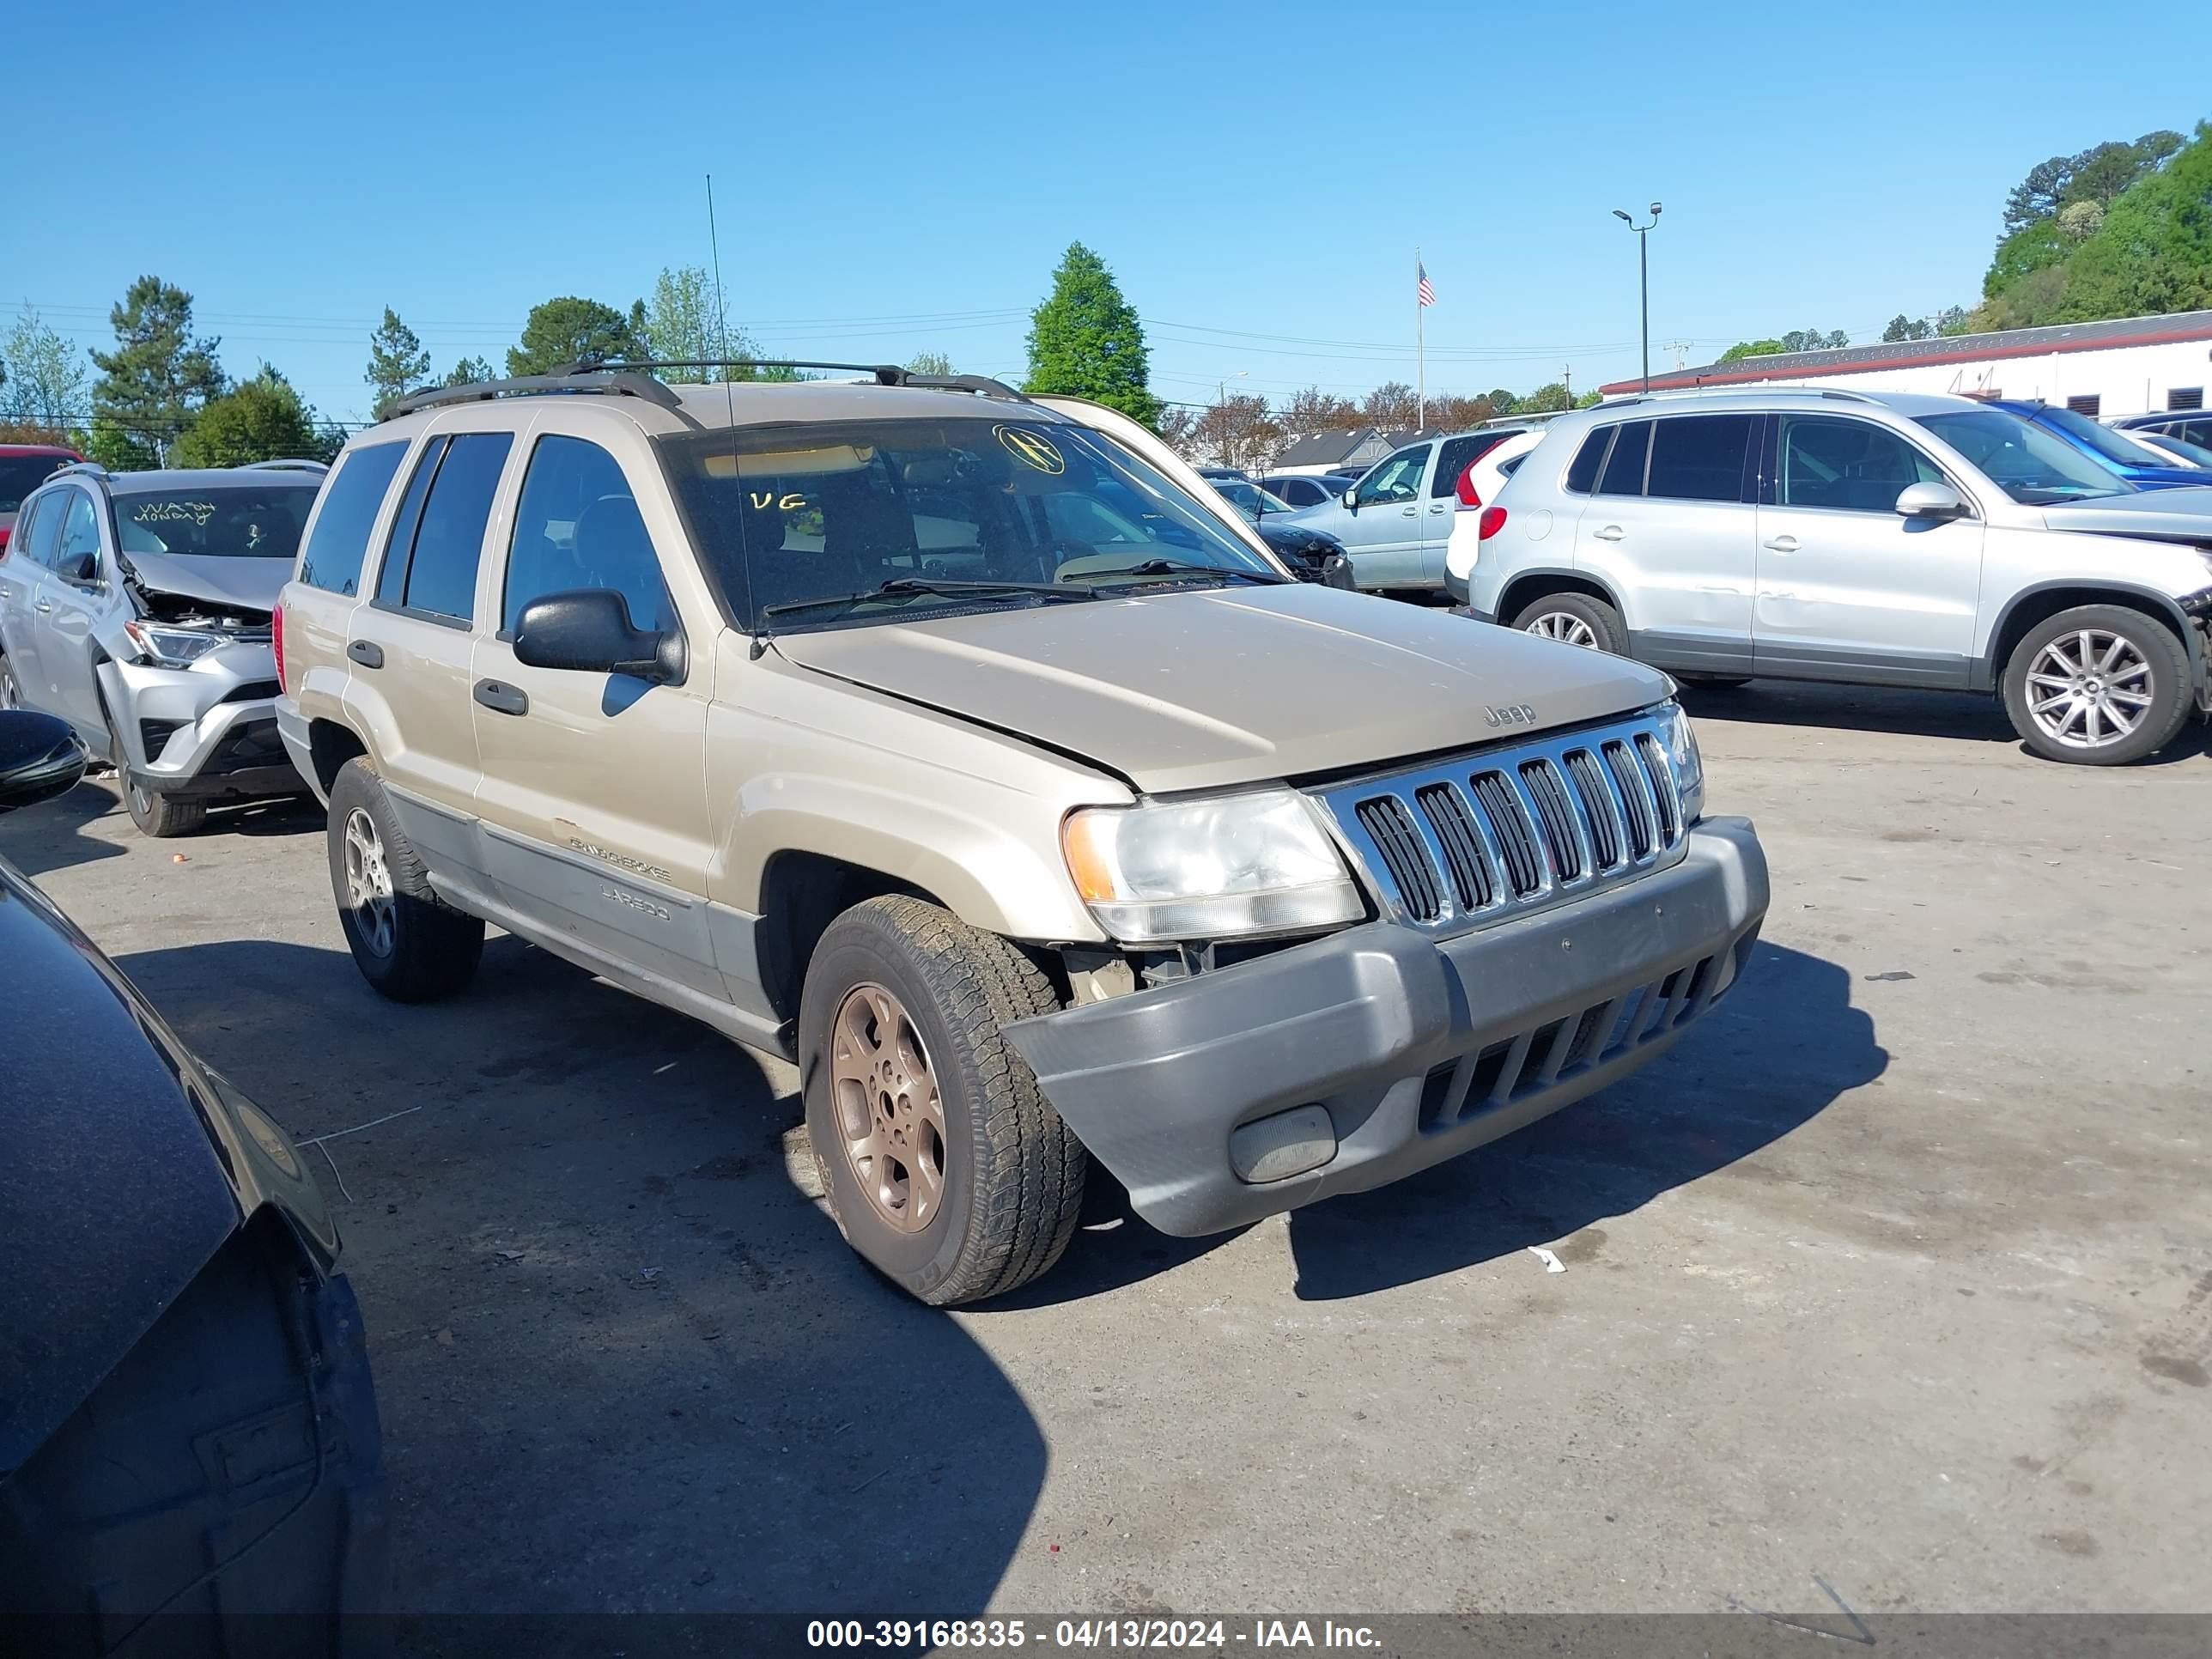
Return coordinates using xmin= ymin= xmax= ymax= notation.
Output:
xmin=1312 ymin=710 xmax=1686 ymax=938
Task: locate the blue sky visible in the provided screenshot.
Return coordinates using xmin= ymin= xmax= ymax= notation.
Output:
xmin=8 ymin=1 xmax=2207 ymax=427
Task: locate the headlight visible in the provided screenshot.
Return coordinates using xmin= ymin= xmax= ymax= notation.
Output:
xmin=1660 ymin=701 xmax=1705 ymax=823
xmin=1061 ymin=788 xmax=1364 ymax=943
xmin=124 ymin=619 xmax=224 ymax=668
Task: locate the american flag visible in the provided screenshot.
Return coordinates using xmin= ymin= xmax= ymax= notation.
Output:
xmin=1416 ymin=261 xmax=1436 ymax=307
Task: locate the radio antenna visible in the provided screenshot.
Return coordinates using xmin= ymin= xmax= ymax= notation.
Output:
xmin=706 ymin=173 xmax=764 ymax=656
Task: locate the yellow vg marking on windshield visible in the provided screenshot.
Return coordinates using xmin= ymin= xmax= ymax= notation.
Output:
xmin=995 ymin=425 xmax=1066 ymax=475
xmin=746 ymin=491 xmax=811 ymax=511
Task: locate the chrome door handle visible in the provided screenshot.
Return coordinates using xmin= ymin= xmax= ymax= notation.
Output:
xmin=1428 ymin=503 xmax=1447 ymax=514
xmin=1591 ymin=526 xmax=1625 ymax=542
xmin=1400 ymin=506 xmax=1417 ymax=517
xmin=33 ymin=600 xmax=52 ymax=613
xmin=1764 ymin=535 xmax=1799 ymax=553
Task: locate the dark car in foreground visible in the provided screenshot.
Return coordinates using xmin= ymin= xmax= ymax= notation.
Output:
xmin=0 ymin=709 xmax=386 ymax=1656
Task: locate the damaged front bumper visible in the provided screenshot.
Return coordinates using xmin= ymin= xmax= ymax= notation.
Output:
xmin=100 ymin=647 xmax=304 ymax=800
xmin=1004 ymin=817 xmax=1768 ymax=1237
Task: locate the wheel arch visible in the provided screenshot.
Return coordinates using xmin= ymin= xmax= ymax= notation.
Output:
xmin=304 ymin=717 xmax=370 ymax=796
xmin=1495 ymin=568 xmax=1623 ymax=629
xmin=1979 ymin=582 xmax=2203 ymax=695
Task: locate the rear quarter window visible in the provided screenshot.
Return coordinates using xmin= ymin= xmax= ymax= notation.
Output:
xmin=298 ymin=441 xmax=410 ymax=595
xmin=1565 ymin=429 xmax=1610 ymax=494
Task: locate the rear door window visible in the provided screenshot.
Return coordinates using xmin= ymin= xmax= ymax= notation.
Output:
xmin=1564 ymin=429 xmax=1610 ymax=494
xmin=503 ymin=434 xmax=672 ymax=634
xmin=299 ymin=441 xmax=409 ymax=595
xmin=1645 ymin=415 xmax=1755 ymax=502
xmin=1596 ymin=422 xmax=1653 ymax=495
xmin=376 ymin=432 xmax=514 ymax=623
xmin=18 ymin=493 xmax=65 ymax=568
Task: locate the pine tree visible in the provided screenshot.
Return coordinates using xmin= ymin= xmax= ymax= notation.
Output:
xmin=1023 ymin=244 xmax=1160 ymax=427
xmin=366 ymin=307 xmax=432 ymax=415
xmin=88 ymin=276 xmax=225 ymax=467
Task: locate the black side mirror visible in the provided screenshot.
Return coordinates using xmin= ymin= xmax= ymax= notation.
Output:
xmin=513 ymin=589 xmax=684 ymax=683
xmin=62 ymin=551 xmax=97 ymax=584
xmin=0 ymin=709 xmax=88 ymax=814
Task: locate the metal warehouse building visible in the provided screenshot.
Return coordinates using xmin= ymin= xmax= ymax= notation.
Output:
xmin=1600 ymin=309 xmax=2212 ymax=420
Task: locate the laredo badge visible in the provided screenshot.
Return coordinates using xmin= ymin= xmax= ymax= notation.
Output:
xmin=994 ymin=424 xmax=1066 ymax=475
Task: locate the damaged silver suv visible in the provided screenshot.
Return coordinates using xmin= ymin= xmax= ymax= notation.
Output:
xmin=0 ymin=461 xmax=314 ymax=835
xmin=279 ymin=364 xmax=1771 ymax=1304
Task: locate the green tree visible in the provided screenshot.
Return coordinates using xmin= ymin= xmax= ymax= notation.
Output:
xmin=905 ymin=350 xmax=955 ymax=377
xmin=2055 ymin=120 xmax=2212 ymax=322
xmin=1 ymin=304 xmax=91 ymax=439
xmin=171 ymin=367 xmax=334 ymax=467
xmin=1984 ymin=218 xmax=2069 ymax=298
xmin=1881 ymin=313 xmax=1933 ymax=343
xmin=1486 ymin=388 xmax=1518 ymax=416
xmin=88 ymin=275 xmax=225 ymax=467
xmin=1573 ymin=389 xmax=1605 ymax=410
xmin=444 ymin=356 xmax=498 ymax=387
xmin=1935 ymin=306 xmax=1973 ymax=337
xmin=1023 ymin=242 xmax=1160 ymax=426
xmin=506 ymin=295 xmax=644 ymax=377
xmin=1718 ymin=339 xmax=1786 ymax=362
xmin=2001 ymin=130 xmax=2182 ymax=235
xmin=365 ymin=307 xmax=432 ymax=416
xmin=1521 ymin=382 xmax=1572 ymax=414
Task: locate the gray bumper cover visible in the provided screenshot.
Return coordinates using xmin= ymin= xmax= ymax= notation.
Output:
xmin=1004 ymin=817 xmax=1768 ymax=1237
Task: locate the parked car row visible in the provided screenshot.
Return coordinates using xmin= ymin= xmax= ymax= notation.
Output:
xmin=1459 ymin=386 xmax=2212 ymax=765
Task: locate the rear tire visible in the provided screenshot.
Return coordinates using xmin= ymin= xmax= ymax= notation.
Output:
xmin=325 ymin=757 xmax=483 ymax=1001
xmin=2001 ymin=605 xmax=2191 ymax=766
xmin=0 ymin=653 xmax=22 ymax=710
xmin=800 ymin=895 xmax=1085 ymax=1306
xmin=1511 ymin=591 xmax=1626 ymax=656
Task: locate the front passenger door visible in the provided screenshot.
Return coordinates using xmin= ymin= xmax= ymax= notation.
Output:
xmin=1337 ymin=442 xmax=1434 ymax=587
xmin=470 ymin=429 xmax=720 ymax=999
xmin=1753 ymin=414 xmax=1984 ymax=685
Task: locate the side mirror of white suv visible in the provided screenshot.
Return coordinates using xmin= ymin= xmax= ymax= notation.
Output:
xmin=1895 ymin=481 xmax=1967 ymax=520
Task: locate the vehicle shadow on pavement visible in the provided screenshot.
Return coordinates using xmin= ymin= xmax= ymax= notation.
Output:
xmin=0 ymin=778 xmax=126 ymax=876
xmin=1284 ymin=940 xmax=1884 ymax=1300
xmin=1680 ymin=681 xmax=2212 ymax=764
xmin=112 ymin=935 xmax=1048 ymax=1619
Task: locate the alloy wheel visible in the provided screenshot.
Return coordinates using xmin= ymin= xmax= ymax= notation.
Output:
xmin=1525 ymin=611 xmax=1599 ymax=649
xmin=2024 ymin=629 xmax=2154 ymax=750
xmin=342 ymin=807 xmax=398 ymax=957
xmin=830 ymin=981 xmax=946 ymax=1234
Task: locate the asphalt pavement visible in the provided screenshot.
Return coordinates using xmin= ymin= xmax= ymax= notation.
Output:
xmin=3 ymin=678 xmax=2207 ymax=1617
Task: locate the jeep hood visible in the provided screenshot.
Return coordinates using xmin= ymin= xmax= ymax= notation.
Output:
xmin=771 ymin=581 xmax=1672 ymax=793
xmin=118 ymin=550 xmax=285 ymax=616
xmin=2038 ymin=485 xmax=2212 ymax=544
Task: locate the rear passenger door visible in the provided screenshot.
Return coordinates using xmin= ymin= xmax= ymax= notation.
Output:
xmin=1572 ymin=415 xmax=1759 ymax=675
xmin=344 ymin=427 xmax=514 ymax=884
xmin=1752 ymin=413 xmax=1983 ymax=684
xmin=469 ymin=426 xmax=720 ymax=999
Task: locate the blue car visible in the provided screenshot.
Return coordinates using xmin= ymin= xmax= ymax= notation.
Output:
xmin=1991 ymin=400 xmax=2209 ymax=489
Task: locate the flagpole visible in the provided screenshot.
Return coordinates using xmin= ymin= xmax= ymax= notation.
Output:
xmin=1416 ymin=246 xmax=1425 ymax=429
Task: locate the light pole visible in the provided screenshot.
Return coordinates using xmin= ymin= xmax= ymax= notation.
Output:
xmin=1613 ymin=203 xmax=1662 ymax=392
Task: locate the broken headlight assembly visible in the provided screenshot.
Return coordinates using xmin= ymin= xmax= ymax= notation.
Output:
xmin=1060 ymin=788 xmax=1364 ymax=944
xmin=123 ymin=619 xmax=227 ymax=668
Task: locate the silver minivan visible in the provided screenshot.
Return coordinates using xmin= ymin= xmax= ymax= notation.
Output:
xmin=1462 ymin=388 xmax=2212 ymax=765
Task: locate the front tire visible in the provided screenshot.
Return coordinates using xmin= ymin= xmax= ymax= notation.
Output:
xmin=800 ymin=895 xmax=1085 ymax=1306
xmin=2001 ymin=605 xmax=2191 ymax=766
xmin=106 ymin=708 xmax=207 ymax=837
xmin=325 ymin=758 xmax=483 ymax=1000
xmin=1511 ymin=591 xmax=1626 ymax=656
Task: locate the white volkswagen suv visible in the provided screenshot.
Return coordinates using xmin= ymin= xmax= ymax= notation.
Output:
xmin=1463 ymin=388 xmax=2212 ymax=765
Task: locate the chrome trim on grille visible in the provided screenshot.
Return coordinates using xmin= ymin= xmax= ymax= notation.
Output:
xmin=1311 ymin=710 xmax=1688 ymax=938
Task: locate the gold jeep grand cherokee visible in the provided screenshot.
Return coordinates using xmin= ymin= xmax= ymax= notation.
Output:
xmin=276 ymin=363 xmax=1769 ymax=1304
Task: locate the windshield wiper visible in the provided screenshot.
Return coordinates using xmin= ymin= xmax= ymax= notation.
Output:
xmin=1104 ymin=559 xmax=1285 ymax=586
xmin=760 ymin=576 xmax=1102 ymax=627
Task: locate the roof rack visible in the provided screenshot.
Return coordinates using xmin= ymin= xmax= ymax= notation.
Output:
xmin=385 ymin=368 xmax=694 ymax=422
xmin=630 ymin=359 xmax=1032 ymax=402
xmin=241 ymin=458 xmax=330 ymax=472
xmin=1817 ymin=388 xmax=1877 ymax=404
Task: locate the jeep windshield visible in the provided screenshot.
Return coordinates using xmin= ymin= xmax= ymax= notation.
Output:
xmin=1912 ymin=409 xmax=2133 ymax=506
xmin=113 ymin=484 xmax=319 ymax=559
xmin=656 ymin=416 xmax=1283 ymax=632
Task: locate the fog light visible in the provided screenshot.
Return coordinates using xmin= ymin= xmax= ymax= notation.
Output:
xmin=1230 ymin=1104 xmax=1338 ymax=1184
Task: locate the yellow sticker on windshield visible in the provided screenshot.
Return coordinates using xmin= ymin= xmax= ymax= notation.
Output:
xmin=995 ymin=424 xmax=1066 ymax=476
